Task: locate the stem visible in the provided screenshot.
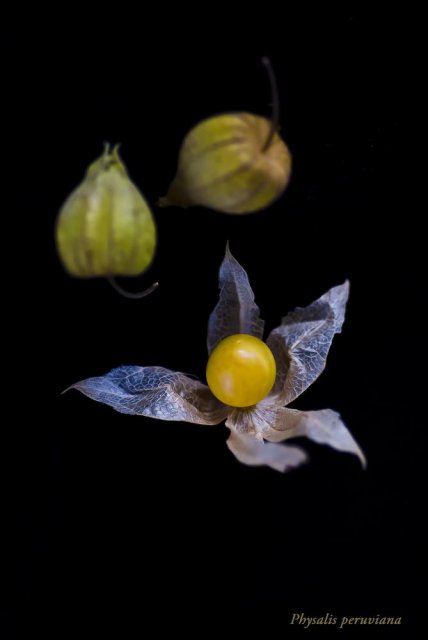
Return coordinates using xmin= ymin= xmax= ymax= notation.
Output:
xmin=261 ymin=57 xmax=280 ymax=152
xmin=107 ymin=277 xmax=159 ymax=299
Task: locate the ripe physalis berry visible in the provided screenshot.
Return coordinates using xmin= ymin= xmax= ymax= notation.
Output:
xmin=206 ymin=334 xmax=277 ymax=407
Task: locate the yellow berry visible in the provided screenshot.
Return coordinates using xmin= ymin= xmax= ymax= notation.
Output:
xmin=206 ymin=334 xmax=277 ymax=407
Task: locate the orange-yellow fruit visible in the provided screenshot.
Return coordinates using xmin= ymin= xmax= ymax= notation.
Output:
xmin=206 ymin=334 xmax=276 ymax=407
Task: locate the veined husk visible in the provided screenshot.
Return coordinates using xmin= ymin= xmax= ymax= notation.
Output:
xmin=56 ymin=144 xmax=156 ymax=277
xmin=159 ymin=113 xmax=292 ymax=214
xmin=70 ymin=246 xmax=366 ymax=473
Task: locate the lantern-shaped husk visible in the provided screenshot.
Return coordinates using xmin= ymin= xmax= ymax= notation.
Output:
xmin=56 ymin=144 xmax=156 ymax=278
xmin=159 ymin=113 xmax=292 ymax=214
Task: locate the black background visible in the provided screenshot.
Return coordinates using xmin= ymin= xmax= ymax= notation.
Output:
xmin=4 ymin=7 xmax=425 ymax=637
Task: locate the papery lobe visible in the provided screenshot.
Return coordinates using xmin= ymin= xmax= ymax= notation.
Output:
xmin=266 ymin=282 xmax=350 ymax=406
xmin=69 ymin=366 xmax=228 ymax=425
xmin=207 ymin=244 xmax=264 ymax=353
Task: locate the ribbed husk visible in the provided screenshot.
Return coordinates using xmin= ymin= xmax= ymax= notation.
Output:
xmin=159 ymin=113 xmax=292 ymax=214
xmin=56 ymin=145 xmax=156 ymax=277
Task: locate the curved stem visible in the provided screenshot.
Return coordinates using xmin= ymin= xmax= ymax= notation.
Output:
xmin=261 ymin=57 xmax=280 ymax=152
xmin=107 ymin=277 xmax=159 ymax=299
